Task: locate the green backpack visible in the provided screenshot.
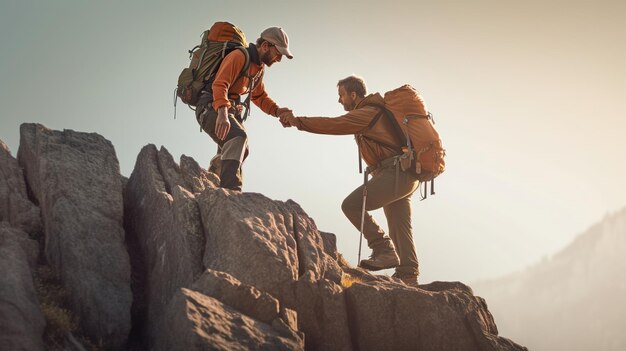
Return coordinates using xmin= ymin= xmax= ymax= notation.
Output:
xmin=175 ymin=22 xmax=250 ymax=116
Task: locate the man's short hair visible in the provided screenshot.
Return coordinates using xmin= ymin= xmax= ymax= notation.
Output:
xmin=337 ymin=75 xmax=367 ymax=98
xmin=256 ymin=37 xmax=268 ymax=47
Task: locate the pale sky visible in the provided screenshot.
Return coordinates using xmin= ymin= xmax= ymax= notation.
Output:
xmin=1 ymin=0 xmax=625 ymax=283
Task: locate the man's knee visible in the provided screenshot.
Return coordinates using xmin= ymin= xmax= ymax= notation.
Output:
xmin=228 ymin=124 xmax=247 ymax=140
xmin=342 ymin=195 xmax=360 ymax=217
xmin=221 ymin=135 xmax=248 ymax=163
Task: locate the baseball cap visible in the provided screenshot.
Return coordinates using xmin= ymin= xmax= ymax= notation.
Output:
xmin=260 ymin=27 xmax=293 ymax=59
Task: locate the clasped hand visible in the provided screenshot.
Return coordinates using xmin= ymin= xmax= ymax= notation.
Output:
xmin=276 ymin=107 xmax=296 ymax=128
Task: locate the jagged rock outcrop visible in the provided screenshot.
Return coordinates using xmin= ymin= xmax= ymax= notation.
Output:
xmin=124 ymin=144 xmax=346 ymax=348
xmin=197 ymin=189 xmax=343 ymax=296
xmin=2 ymin=124 xmax=528 ymax=350
xmin=124 ymin=144 xmax=217 ymax=345
xmin=0 ymin=139 xmax=42 ymax=237
xmin=276 ymin=273 xmax=352 ymax=351
xmin=194 ymin=185 xmax=351 ymax=350
xmin=0 ymin=225 xmax=45 ymax=351
xmin=0 ymin=223 xmax=39 ymax=268
xmin=16 ymin=124 xmax=131 ymax=349
xmin=182 ymin=269 xmax=304 ymax=343
xmin=320 ymin=231 xmax=338 ymax=260
xmin=346 ymin=280 xmax=523 ymax=351
xmin=154 ymin=288 xmax=304 ymax=351
xmin=111 ymin=139 xmax=529 ymax=351
xmin=153 ymin=269 xmax=306 ymax=350
xmin=180 ymin=154 xmax=220 ymax=194
xmin=190 ymin=269 xmax=291 ymax=330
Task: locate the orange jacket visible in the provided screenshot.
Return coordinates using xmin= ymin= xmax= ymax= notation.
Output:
xmin=292 ymin=93 xmax=403 ymax=168
xmin=211 ymin=46 xmax=279 ymax=116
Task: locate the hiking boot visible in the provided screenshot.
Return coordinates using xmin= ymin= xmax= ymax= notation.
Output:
xmin=208 ymin=154 xmax=221 ymax=175
xmin=219 ymin=159 xmax=243 ymax=191
xmin=359 ymin=238 xmax=400 ymax=271
xmin=392 ymin=272 xmax=419 ymax=287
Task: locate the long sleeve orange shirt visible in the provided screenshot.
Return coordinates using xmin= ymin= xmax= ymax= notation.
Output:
xmin=211 ymin=47 xmax=279 ymax=116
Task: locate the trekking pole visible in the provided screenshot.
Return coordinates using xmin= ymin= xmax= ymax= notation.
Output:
xmin=357 ymin=169 xmax=370 ymax=264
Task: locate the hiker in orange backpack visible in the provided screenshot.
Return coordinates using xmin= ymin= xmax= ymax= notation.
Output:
xmin=195 ymin=25 xmax=294 ymax=191
xmin=280 ymin=75 xmax=445 ymax=286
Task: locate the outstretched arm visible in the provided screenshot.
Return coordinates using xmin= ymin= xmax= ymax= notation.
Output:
xmin=280 ymin=106 xmax=379 ymax=135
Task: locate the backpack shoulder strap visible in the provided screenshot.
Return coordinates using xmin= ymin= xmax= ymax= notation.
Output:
xmin=237 ymin=46 xmax=250 ymax=79
xmin=366 ymin=109 xmax=384 ymax=129
xmin=362 ymin=102 xmax=407 ymax=148
xmin=358 ymin=105 xmax=404 ymax=154
xmin=235 ymin=46 xmax=255 ymax=120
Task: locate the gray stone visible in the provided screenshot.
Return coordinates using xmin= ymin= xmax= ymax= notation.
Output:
xmin=180 ymin=154 xmax=219 ymax=194
xmin=197 ymin=189 xmax=342 ymax=297
xmin=287 ymin=200 xmax=342 ymax=284
xmin=345 ymin=280 xmax=527 ymax=351
xmin=3 ymin=128 xmax=530 ymax=351
xmin=172 ymin=186 xmax=206 ymax=278
xmin=0 ymin=224 xmax=39 ymax=268
xmin=191 ymin=269 xmax=280 ymax=325
xmin=154 ymin=288 xmax=304 ymax=351
xmin=277 ymin=272 xmax=352 ymax=351
xmin=319 ymin=231 xmax=338 ymax=260
xmin=0 ymin=226 xmax=45 ymax=351
xmin=124 ymin=145 xmax=207 ymax=345
xmin=190 ymin=269 xmax=303 ymax=342
xmin=0 ymin=138 xmax=42 ymax=237
xmin=198 ymin=188 xmax=296 ymax=295
xmin=420 ymin=280 xmax=475 ymax=295
xmin=278 ymin=307 xmax=298 ymax=332
xmin=17 ymin=123 xmax=131 ymax=349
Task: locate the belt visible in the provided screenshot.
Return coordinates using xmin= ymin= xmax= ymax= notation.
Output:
xmin=366 ymin=155 xmax=402 ymax=195
xmin=366 ymin=156 xmax=399 ymax=174
xmin=196 ymin=97 xmax=244 ymax=132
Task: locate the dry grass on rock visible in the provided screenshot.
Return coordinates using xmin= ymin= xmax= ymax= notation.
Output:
xmin=33 ymin=264 xmax=102 ymax=350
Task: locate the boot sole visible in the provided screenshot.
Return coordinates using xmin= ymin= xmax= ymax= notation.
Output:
xmin=358 ymin=261 xmax=400 ymax=271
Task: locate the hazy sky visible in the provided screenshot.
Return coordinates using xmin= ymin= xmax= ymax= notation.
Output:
xmin=1 ymin=0 xmax=625 ymax=283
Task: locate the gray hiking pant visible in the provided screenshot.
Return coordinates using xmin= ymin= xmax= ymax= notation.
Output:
xmin=342 ymin=162 xmax=420 ymax=276
xmin=195 ymin=93 xmax=249 ymax=191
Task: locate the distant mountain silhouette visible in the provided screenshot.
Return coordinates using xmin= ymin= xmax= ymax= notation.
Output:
xmin=473 ymin=207 xmax=626 ymax=351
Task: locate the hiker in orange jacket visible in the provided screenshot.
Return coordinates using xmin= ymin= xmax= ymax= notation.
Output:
xmin=195 ymin=27 xmax=294 ymax=191
xmin=280 ymin=75 xmax=421 ymax=286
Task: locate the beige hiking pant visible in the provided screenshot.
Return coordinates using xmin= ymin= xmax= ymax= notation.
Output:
xmin=342 ymin=163 xmax=420 ymax=276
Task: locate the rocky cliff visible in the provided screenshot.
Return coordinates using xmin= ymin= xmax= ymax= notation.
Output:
xmin=0 ymin=124 xmax=527 ymax=351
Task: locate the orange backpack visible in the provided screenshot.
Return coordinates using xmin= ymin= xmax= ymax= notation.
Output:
xmin=367 ymin=85 xmax=446 ymax=185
